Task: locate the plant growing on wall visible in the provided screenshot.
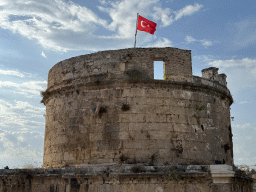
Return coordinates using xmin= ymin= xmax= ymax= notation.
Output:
xmin=163 ymin=73 xmax=168 ymax=80
xmin=163 ymin=165 xmax=182 ymax=183
xmin=195 ymin=104 xmax=206 ymax=111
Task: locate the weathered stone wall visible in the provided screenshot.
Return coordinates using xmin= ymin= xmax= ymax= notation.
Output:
xmin=42 ymin=79 xmax=233 ymax=168
xmin=41 ymin=47 xmax=233 ymax=169
xmin=47 ymin=47 xmax=192 ymax=89
xmin=0 ymin=165 xmax=254 ymax=192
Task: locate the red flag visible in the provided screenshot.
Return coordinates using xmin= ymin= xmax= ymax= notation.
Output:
xmin=137 ymin=15 xmax=157 ymax=35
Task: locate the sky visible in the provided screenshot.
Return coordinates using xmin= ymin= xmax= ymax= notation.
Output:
xmin=0 ymin=0 xmax=255 ymax=169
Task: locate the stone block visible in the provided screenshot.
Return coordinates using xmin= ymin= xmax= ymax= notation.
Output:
xmin=119 ymin=148 xmax=136 ymax=159
xmin=119 ymin=131 xmax=131 ymax=140
xmin=157 ymin=89 xmax=173 ymax=98
xmin=146 ymin=105 xmax=169 ymax=114
xmin=166 ymin=114 xmax=177 ymax=123
xmin=176 ymin=115 xmax=188 ymax=124
xmin=90 ymin=150 xmax=114 ymax=160
xmin=119 ymin=113 xmax=146 ymax=123
xmin=64 ymin=152 xmax=76 ymax=161
xmin=122 ymin=139 xmax=141 ymax=149
xmin=146 ymin=113 xmax=166 ymax=123
xmin=210 ymin=165 xmax=235 ymax=184
xmin=148 ymin=123 xmax=174 ymax=132
xmin=129 ymin=88 xmax=145 ymax=97
xmin=156 ymin=98 xmax=170 ymax=105
xmin=144 ymin=89 xmax=158 ymax=97
xmin=187 ymin=116 xmax=198 ymax=125
xmin=128 ymin=122 xmax=145 ymax=131
xmin=89 ymin=133 xmax=103 ymax=141
xmin=147 ymin=131 xmax=171 ymax=140
xmin=119 ymin=123 xmax=130 ymax=132
xmin=169 ymin=106 xmax=185 ymax=115
xmin=146 ymin=98 xmax=157 ymax=105
xmin=140 ymin=139 xmax=166 ymax=150
xmin=51 ymin=135 xmax=68 ymax=145
xmin=173 ymin=123 xmax=191 ymax=133
xmin=127 ymin=96 xmax=147 ymax=105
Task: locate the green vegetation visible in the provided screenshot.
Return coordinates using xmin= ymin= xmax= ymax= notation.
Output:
xmin=163 ymin=166 xmax=181 ymax=183
xmin=195 ymin=104 xmax=206 ymax=111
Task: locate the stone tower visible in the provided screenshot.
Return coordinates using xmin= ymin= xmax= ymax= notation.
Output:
xmin=41 ymin=47 xmax=234 ymax=168
xmin=0 ymin=47 xmax=253 ymax=192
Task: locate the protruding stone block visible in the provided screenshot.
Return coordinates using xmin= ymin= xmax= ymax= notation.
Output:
xmin=210 ymin=165 xmax=235 ymax=183
xmin=201 ymin=67 xmax=219 ymax=81
xmin=218 ymin=73 xmax=227 ymax=86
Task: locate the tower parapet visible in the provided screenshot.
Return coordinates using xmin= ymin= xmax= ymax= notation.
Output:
xmin=218 ymin=73 xmax=227 ymax=86
xmin=201 ymin=67 xmax=227 ymax=86
xmin=202 ymin=67 xmax=219 ymax=81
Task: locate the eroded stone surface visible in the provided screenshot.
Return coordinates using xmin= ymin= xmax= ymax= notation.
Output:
xmin=0 ymin=165 xmax=254 ymax=192
xmin=41 ymin=47 xmax=233 ymax=169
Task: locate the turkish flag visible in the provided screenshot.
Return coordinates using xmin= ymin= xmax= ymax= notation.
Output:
xmin=137 ymin=15 xmax=157 ymax=35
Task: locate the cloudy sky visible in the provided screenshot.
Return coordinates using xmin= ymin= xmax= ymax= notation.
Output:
xmin=0 ymin=0 xmax=255 ymax=169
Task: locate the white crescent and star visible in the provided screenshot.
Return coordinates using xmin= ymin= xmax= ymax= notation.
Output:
xmin=141 ymin=20 xmax=150 ymax=28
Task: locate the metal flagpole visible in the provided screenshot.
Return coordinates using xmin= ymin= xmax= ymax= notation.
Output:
xmin=134 ymin=13 xmax=139 ymax=48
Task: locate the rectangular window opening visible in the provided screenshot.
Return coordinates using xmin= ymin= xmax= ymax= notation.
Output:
xmin=154 ymin=61 xmax=164 ymax=80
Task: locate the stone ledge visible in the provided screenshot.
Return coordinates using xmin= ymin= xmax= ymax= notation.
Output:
xmin=182 ymin=172 xmax=208 ymax=177
xmin=42 ymin=77 xmax=233 ymax=106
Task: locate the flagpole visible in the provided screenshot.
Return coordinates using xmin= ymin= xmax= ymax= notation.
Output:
xmin=134 ymin=13 xmax=139 ymax=48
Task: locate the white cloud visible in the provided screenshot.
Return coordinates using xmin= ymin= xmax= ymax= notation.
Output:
xmin=234 ymin=144 xmax=243 ymax=153
xmin=206 ymin=57 xmax=256 ymax=93
xmin=0 ymin=80 xmax=47 ymax=97
xmin=0 ymin=68 xmax=25 ymax=77
xmin=238 ymin=101 xmax=248 ymax=104
xmin=237 ymin=158 xmax=244 ymax=162
xmin=152 ymin=7 xmax=174 ymax=27
xmin=185 ymin=36 xmax=196 ymax=43
xmin=185 ymin=36 xmax=213 ymax=47
xmin=193 ymin=55 xmax=216 ymax=63
xmin=233 ymin=123 xmax=251 ymax=129
xmin=98 ymin=0 xmax=107 ymax=5
xmin=250 ymin=66 xmax=256 ymax=76
xmin=0 ymin=99 xmax=45 ymax=128
xmin=231 ymin=18 xmax=256 ymax=49
xmin=233 ymin=131 xmax=256 ymax=165
xmin=174 ymin=3 xmax=203 ymax=20
xmin=192 ymin=55 xmax=256 ymax=96
xmin=0 ymin=0 xmax=203 ymax=52
xmin=146 ymin=37 xmax=173 ymax=47
xmin=0 ymin=128 xmax=44 ymax=168
xmin=245 ymin=136 xmax=253 ymax=140
xmin=200 ymin=39 xmax=212 ymax=47
xmin=0 ymin=0 xmax=7 ymax=6
xmin=41 ymin=51 xmax=47 ymax=58
xmin=208 ymin=58 xmax=256 ymax=69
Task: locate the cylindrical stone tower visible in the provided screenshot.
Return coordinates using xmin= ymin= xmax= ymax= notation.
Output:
xmin=41 ymin=47 xmax=234 ymax=169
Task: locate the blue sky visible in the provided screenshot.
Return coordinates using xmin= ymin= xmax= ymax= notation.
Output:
xmin=0 ymin=0 xmax=255 ymax=168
